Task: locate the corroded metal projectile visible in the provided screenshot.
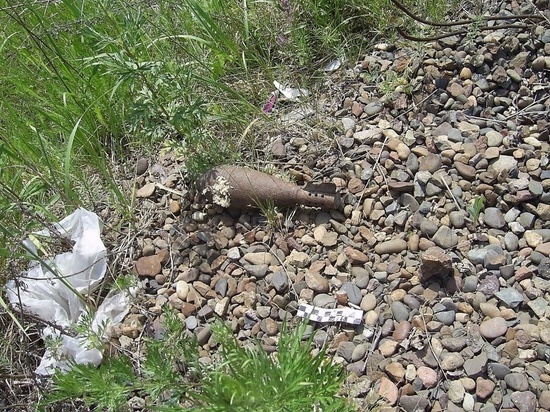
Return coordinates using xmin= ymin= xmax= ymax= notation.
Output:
xmin=198 ymin=165 xmax=341 ymax=210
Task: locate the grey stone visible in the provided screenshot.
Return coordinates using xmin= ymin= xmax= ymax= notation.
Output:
xmin=401 ymin=193 xmax=419 ymax=212
xmin=186 ymin=316 xmax=198 ymax=330
xmin=463 ymin=276 xmax=478 ymax=292
xmin=195 ymin=325 xmax=212 ymax=345
xmin=420 ymin=219 xmax=439 ymax=236
xmin=313 ymin=329 xmax=328 ymax=347
xmin=432 ymin=225 xmax=458 ymax=249
xmin=511 ymin=391 xmax=537 ymax=412
xmin=480 ymin=404 xmax=497 ymax=412
xmin=136 ymin=158 xmax=149 ymax=175
xmin=504 ymin=207 xmax=521 ymax=223
xmin=499 ymin=264 xmax=515 ymax=280
xmin=529 ymin=180 xmax=543 ymax=197
xmin=215 ymin=278 xmax=228 ymax=296
xmin=468 ymin=248 xmax=487 ymax=265
xmin=434 ymin=310 xmax=456 ymax=325
xmin=351 ymin=343 xmax=368 ymax=362
xmin=489 ymin=362 xmax=511 ymax=380
xmin=353 ymin=267 xmax=370 ymax=288
xmin=486 ymin=130 xmax=503 ymax=146
xmin=491 ymin=155 xmax=517 ymax=174
xmin=341 ymin=117 xmax=356 ymax=132
xmin=483 ymin=207 xmax=506 ymax=229
xmin=364 ymin=102 xmax=383 ymax=116
xmin=539 ymin=257 xmax=550 ymax=279
xmin=197 ymin=305 xmax=214 ymax=320
xmin=271 ymin=271 xmax=289 ymax=293
xmin=519 ymin=212 xmax=536 ymax=228
xmin=494 ymin=287 xmax=524 ymax=308
xmin=449 ymin=211 xmax=466 ymax=228
xmin=336 ymin=341 xmax=356 ymax=362
xmin=406 ymin=154 xmax=419 ymax=174
xmin=527 ymin=297 xmax=548 ymax=318
xmin=340 ymin=282 xmax=362 ymax=305
xmin=426 ymin=182 xmax=442 ymax=196
xmin=403 ymin=295 xmax=420 ymax=310
xmin=312 ymin=294 xmax=335 ymax=308
xmin=245 ymin=264 xmax=269 ymax=278
xmin=504 ymin=232 xmax=519 ymax=251
xmin=504 ymin=373 xmax=529 ymax=391
xmin=391 ymin=301 xmax=411 ymax=322
xmin=399 ymin=395 xmax=429 ymax=412
xmin=418 ymin=201 xmax=432 ymax=214
xmin=463 ymin=351 xmax=488 ymax=378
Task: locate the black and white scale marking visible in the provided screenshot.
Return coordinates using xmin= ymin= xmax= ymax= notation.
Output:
xmin=296 ymin=304 xmax=363 ymax=325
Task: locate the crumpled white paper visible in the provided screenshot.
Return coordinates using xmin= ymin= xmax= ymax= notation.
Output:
xmin=273 ymin=80 xmax=309 ymax=100
xmin=6 ymin=208 xmax=133 ymax=375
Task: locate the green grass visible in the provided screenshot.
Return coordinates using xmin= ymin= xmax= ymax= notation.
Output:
xmin=0 ymin=0 xmax=455 ymax=409
xmin=42 ymin=315 xmax=353 ymax=411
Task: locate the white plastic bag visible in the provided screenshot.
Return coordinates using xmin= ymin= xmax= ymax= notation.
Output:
xmin=6 ymin=208 xmax=132 ymax=375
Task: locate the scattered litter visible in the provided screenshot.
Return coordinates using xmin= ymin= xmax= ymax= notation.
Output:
xmin=6 ymin=208 xmax=133 ymax=375
xmin=323 ymin=58 xmax=342 ymax=72
xmin=296 ymin=303 xmax=363 ymax=325
xmin=263 ymin=92 xmax=277 ymax=113
xmin=273 ymin=80 xmax=309 ymax=100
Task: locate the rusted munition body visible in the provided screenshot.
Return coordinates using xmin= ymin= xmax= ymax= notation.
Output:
xmin=198 ymin=165 xmax=341 ymax=210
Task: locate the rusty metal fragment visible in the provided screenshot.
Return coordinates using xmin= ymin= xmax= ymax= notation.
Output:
xmin=198 ymin=165 xmax=341 ymax=210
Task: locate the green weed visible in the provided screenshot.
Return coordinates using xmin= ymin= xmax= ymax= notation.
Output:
xmin=186 ymin=319 xmax=354 ymax=412
xmin=467 ymin=195 xmax=485 ymax=227
xmin=43 ymin=314 xmax=352 ymax=411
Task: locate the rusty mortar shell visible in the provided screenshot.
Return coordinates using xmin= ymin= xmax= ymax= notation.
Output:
xmin=198 ymin=165 xmax=341 ymax=210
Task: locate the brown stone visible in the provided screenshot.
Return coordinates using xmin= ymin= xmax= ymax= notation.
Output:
xmin=419 ymin=153 xmax=442 ymax=173
xmin=157 ymin=248 xmax=170 ymax=264
xmin=305 ymin=271 xmax=329 ymax=293
xmin=136 ymin=182 xmax=156 ymax=198
xmin=344 ymin=246 xmax=369 ymax=264
xmin=454 ymin=161 xmax=477 ymax=180
xmin=393 ymin=320 xmax=412 ymax=341
xmin=388 ymin=181 xmax=414 ymax=192
xmin=169 ymin=200 xmax=181 ymax=214
xmin=385 ymin=362 xmax=406 ymax=382
xmin=378 ymin=376 xmax=399 ymax=405
xmin=515 ymin=266 xmax=534 ymax=281
xmin=420 ymin=246 xmax=452 ymax=281
xmin=135 ymin=255 xmax=162 ymax=277
xmin=476 ymin=377 xmax=495 ymax=399
xmin=417 ymin=366 xmax=438 ymax=388
xmin=348 ymin=177 xmax=365 ymax=194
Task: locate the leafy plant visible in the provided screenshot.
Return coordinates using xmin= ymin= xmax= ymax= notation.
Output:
xmin=43 ymin=356 xmax=138 ymax=411
xmin=42 ymin=315 xmax=353 ymax=411
xmin=191 ymin=320 xmax=354 ymax=412
xmin=467 ymin=195 xmax=485 ymax=227
xmin=42 ymin=307 xmax=198 ymax=410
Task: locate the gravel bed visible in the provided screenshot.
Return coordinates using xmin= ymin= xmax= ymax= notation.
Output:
xmin=120 ymin=0 xmax=550 ymax=410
